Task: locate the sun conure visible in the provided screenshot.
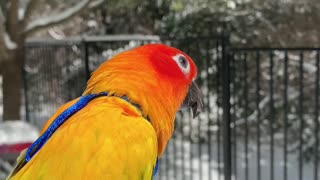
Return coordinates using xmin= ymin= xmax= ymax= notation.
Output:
xmin=7 ymin=44 xmax=203 ymax=180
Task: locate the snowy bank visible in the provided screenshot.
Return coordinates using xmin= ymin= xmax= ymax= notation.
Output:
xmin=0 ymin=121 xmax=38 ymax=145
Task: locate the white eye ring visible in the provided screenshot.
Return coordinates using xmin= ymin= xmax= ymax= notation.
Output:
xmin=172 ymin=54 xmax=190 ymax=75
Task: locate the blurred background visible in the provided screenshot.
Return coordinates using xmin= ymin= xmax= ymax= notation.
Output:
xmin=1 ymin=0 xmax=320 ymax=180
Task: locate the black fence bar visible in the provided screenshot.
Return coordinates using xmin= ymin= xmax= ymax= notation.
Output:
xmin=231 ymin=52 xmax=237 ymax=180
xmin=23 ymin=45 xmax=30 ymax=122
xmin=315 ymin=51 xmax=320 ymax=180
xmin=83 ymin=41 xmax=90 ymax=81
xmin=196 ymin=42 xmax=203 ymax=180
xmin=283 ymin=51 xmax=288 ymax=180
xmin=181 ymin=44 xmax=192 ymax=180
xmin=188 ymin=111 xmax=193 ymax=180
xmin=255 ymin=51 xmax=261 ymax=180
xmin=173 ymin=122 xmax=177 ymax=180
xmin=222 ymin=35 xmax=232 ymax=180
xmin=243 ymin=52 xmax=249 ymax=180
xmin=299 ymin=51 xmax=304 ymax=180
xmin=206 ymin=40 xmax=212 ymax=180
xmin=180 ymin=112 xmax=185 ymax=180
xmin=269 ymin=51 xmax=275 ymax=180
xmin=216 ymin=40 xmax=222 ymax=180
xmin=166 ymin=140 xmax=169 ymax=179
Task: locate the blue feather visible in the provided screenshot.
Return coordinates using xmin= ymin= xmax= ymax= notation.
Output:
xmin=153 ymin=159 xmax=159 ymax=177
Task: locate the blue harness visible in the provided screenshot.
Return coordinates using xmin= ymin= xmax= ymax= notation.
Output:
xmin=24 ymin=92 xmax=159 ymax=176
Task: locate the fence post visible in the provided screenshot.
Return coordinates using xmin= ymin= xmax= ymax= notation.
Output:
xmin=221 ymin=32 xmax=232 ymax=180
xmin=23 ymin=45 xmax=30 ymax=122
xmin=82 ymin=40 xmax=90 ymax=81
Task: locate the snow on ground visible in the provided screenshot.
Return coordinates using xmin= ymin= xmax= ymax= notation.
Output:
xmin=154 ymin=140 xmax=317 ymax=180
xmin=234 ymin=142 xmax=316 ymax=180
xmin=155 ymin=140 xmax=223 ymax=180
xmin=0 ymin=120 xmax=39 ymax=180
xmin=0 ymin=121 xmax=38 ymax=145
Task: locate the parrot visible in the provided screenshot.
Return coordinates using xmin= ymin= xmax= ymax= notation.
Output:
xmin=7 ymin=44 xmax=203 ymax=180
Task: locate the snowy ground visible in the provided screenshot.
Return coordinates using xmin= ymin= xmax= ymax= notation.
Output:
xmin=154 ymin=140 xmax=317 ymax=180
xmin=0 ymin=121 xmax=39 ymax=180
xmin=0 ymin=121 xmax=38 ymax=145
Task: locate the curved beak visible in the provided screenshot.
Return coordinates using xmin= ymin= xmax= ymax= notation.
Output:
xmin=180 ymin=81 xmax=204 ymax=118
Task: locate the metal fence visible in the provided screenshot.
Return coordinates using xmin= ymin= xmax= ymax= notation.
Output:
xmin=230 ymin=48 xmax=320 ymax=180
xmin=22 ymin=35 xmax=320 ymax=180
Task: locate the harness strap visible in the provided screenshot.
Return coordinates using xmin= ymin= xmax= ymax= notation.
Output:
xmin=25 ymin=92 xmax=145 ymax=162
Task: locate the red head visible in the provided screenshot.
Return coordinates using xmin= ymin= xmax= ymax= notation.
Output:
xmin=84 ymin=44 xmax=202 ymax=155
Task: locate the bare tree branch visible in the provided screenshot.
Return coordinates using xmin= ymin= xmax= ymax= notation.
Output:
xmin=0 ymin=7 xmax=5 ymax=37
xmin=22 ymin=0 xmax=41 ymax=26
xmin=89 ymin=0 xmax=105 ymax=9
xmin=24 ymin=0 xmax=105 ymax=35
xmin=0 ymin=7 xmax=9 ymax=61
xmin=7 ymin=0 xmax=19 ymax=40
xmin=0 ymin=1 xmax=5 ymax=15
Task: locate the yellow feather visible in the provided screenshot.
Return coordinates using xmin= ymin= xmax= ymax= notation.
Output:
xmin=9 ymin=97 xmax=157 ymax=180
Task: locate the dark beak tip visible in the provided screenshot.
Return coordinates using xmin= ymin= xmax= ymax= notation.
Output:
xmin=180 ymin=81 xmax=204 ymax=119
xmin=191 ymin=101 xmax=203 ymax=119
xmin=193 ymin=111 xmax=201 ymax=119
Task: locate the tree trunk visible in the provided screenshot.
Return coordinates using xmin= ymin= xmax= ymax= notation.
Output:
xmin=2 ymin=48 xmax=24 ymax=120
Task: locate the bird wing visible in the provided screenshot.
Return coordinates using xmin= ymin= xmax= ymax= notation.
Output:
xmin=9 ymin=96 xmax=157 ymax=180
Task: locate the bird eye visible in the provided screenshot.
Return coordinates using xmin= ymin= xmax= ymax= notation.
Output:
xmin=178 ymin=56 xmax=188 ymax=68
xmin=172 ymin=54 xmax=190 ymax=75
